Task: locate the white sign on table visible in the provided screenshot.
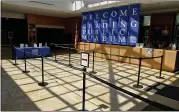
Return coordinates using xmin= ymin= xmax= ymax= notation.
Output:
xmin=39 ymin=43 xmax=42 ymax=47
xmin=34 ymin=43 xmax=37 ymax=47
xmin=80 ymin=52 xmax=89 ymax=67
xmin=20 ymin=44 xmax=24 ymax=48
xmin=25 ymin=44 xmax=28 ymax=47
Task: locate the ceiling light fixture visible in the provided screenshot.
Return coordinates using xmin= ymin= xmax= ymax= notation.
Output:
xmin=28 ymin=1 xmax=54 ymax=6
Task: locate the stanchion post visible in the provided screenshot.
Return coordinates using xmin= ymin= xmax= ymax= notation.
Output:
xmin=38 ymin=56 xmax=48 ymax=86
xmin=133 ymin=57 xmax=143 ymax=89
xmin=54 ymin=45 xmax=58 ymax=62
xmin=22 ymin=44 xmax=30 ymax=73
xmin=156 ymin=55 xmax=164 ymax=79
xmin=89 ymin=51 xmax=97 ymax=74
xmin=79 ymin=52 xmax=89 ymax=111
xmin=82 ymin=67 xmax=87 ymax=111
xmin=11 ymin=38 xmax=14 ymax=59
xmin=68 ymin=43 xmax=72 ymax=67
xmin=13 ymin=46 xmax=18 ymax=65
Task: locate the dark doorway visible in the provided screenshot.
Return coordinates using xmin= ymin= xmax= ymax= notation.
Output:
xmin=1 ymin=17 xmax=28 ymax=59
xmin=36 ymin=28 xmax=70 ymax=46
xmin=1 ymin=17 xmax=28 ymax=46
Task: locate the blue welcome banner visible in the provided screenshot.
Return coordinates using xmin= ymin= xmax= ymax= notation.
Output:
xmin=82 ymin=4 xmax=140 ymax=46
xmin=93 ymin=11 xmax=101 ymax=43
xmin=119 ymin=5 xmax=129 ymax=45
xmin=109 ymin=8 xmax=118 ymax=44
xmin=128 ymin=4 xmax=140 ymax=46
xmin=101 ymin=9 xmax=110 ymax=44
xmin=87 ymin=12 xmax=94 ymax=42
xmin=82 ymin=13 xmax=87 ymax=42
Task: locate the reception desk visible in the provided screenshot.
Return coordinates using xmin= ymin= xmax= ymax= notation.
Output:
xmin=77 ymin=42 xmax=179 ymax=72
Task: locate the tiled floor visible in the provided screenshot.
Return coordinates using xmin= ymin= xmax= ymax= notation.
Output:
xmin=1 ymin=54 xmax=179 ymax=111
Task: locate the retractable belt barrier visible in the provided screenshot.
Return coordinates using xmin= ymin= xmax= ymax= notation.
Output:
xmin=50 ymin=43 xmax=164 ymax=88
xmin=13 ymin=46 xmax=48 ymax=86
xmin=79 ymin=50 xmax=164 ymax=110
xmin=81 ymin=70 xmax=177 ymax=111
xmin=51 ymin=43 xmax=74 ymax=66
xmin=50 ymin=43 xmax=93 ymax=67
xmin=93 ymin=51 xmax=164 ymax=88
xmin=50 ymin=43 xmax=74 ymax=46
xmin=11 ymin=44 xmax=176 ymax=111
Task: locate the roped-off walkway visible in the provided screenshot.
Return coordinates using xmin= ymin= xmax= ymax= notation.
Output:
xmin=1 ymin=54 xmax=179 ymax=111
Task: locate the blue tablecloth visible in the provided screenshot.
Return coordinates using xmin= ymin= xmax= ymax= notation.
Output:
xmin=15 ymin=47 xmax=51 ymax=59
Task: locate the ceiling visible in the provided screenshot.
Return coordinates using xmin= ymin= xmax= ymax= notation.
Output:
xmin=2 ymin=0 xmax=179 ymax=18
xmin=1 ymin=1 xmax=76 ymax=18
xmin=80 ymin=0 xmax=179 ymax=14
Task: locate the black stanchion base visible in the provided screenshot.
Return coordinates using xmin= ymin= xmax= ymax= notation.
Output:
xmin=133 ymin=84 xmax=143 ymax=89
xmin=38 ymin=82 xmax=48 ymax=86
xmin=78 ymin=110 xmax=88 ymax=111
xmin=156 ymin=76 xmax=165 ymax=79
xmin=54 ymin=60 xmax=58 ymax=62
xmin=89 ymin=71 xmax=97 ymax=74
xmin=13 ymin=63 xmax=19 ymax=66
xmin=22 ymin=70 xmax=30 ymax=73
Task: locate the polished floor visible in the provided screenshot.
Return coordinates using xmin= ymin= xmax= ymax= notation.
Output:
xmin=1 ymin=54 xmax=179 ymax=111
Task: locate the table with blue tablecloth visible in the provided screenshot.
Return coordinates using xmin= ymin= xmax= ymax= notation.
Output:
xmin=14 ymin=47 xmax=51 ymax=59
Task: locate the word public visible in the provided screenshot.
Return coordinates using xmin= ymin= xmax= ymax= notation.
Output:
xmin=82 ymin=4 xmax=140 ymax=46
